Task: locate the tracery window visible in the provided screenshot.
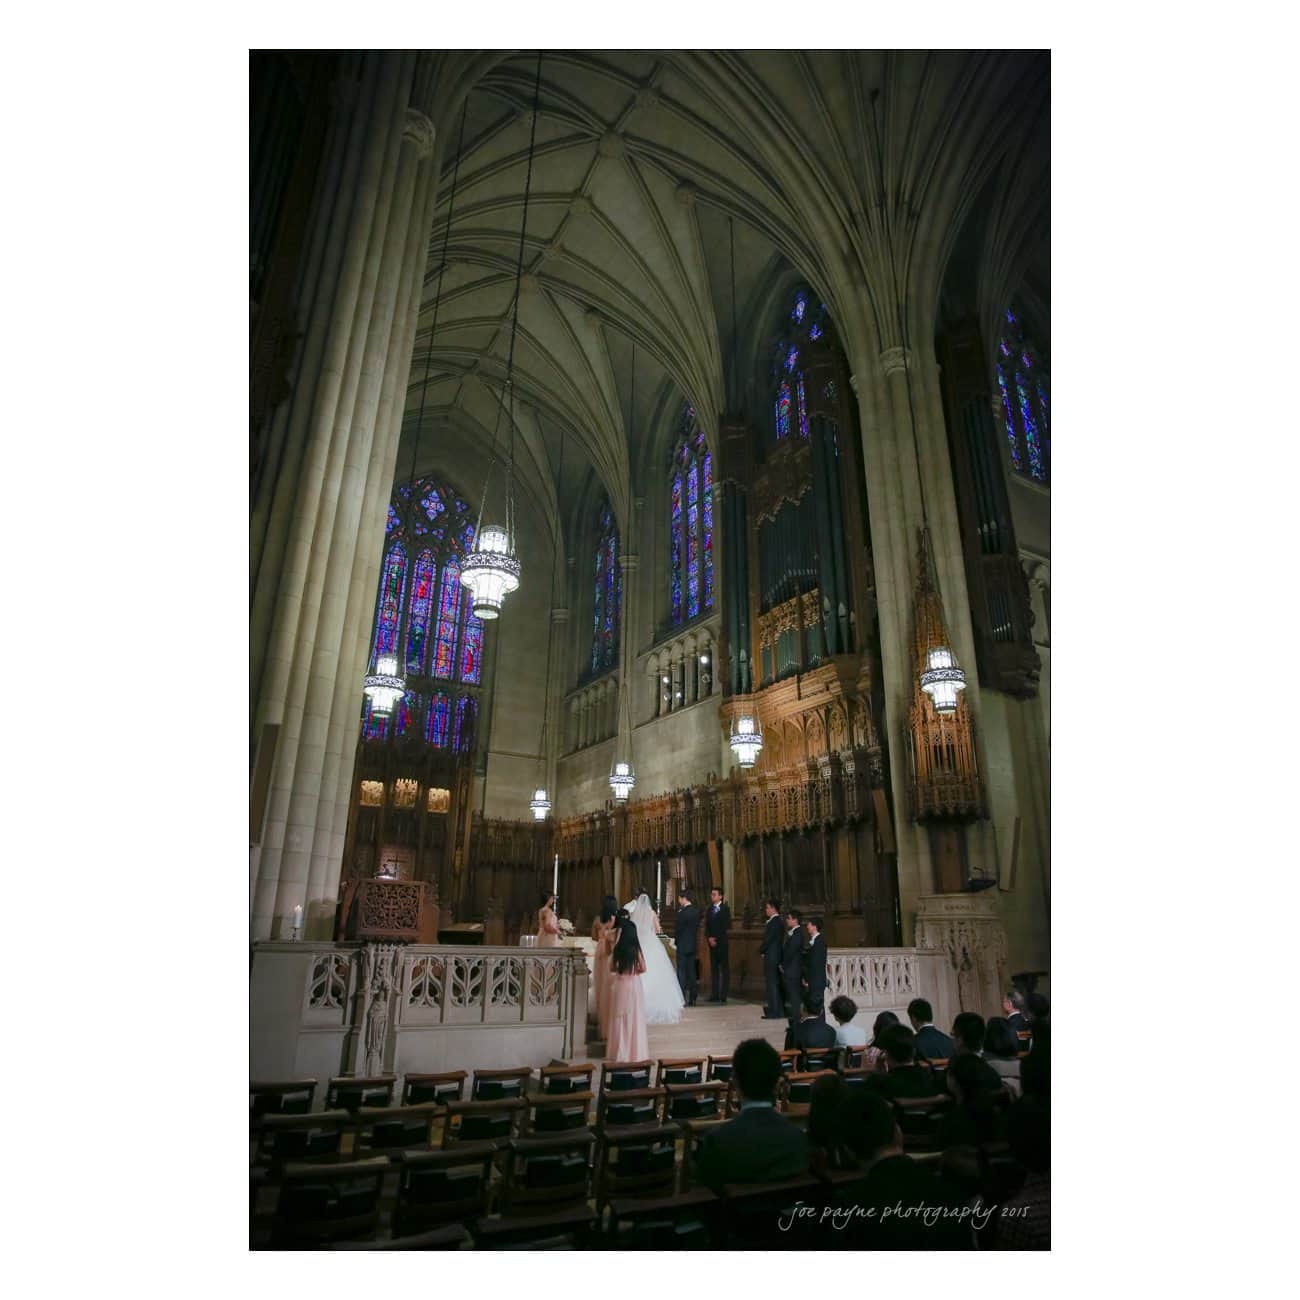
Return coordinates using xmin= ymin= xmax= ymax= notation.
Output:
xmin=994 ymin=308 xmax=1050 ymax=485
xmin=770 ymin=289 xmax=829 ymax=443
xmin=360 ymin=474 xmax=483 ymax=751
xmin=590 ymin=502 xmax=621 ymax=674
xmin=669 ymin=405 xmax=713 ymax=626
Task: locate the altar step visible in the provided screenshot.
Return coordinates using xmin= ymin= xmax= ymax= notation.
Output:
xmin=581 ymin=1000 xmax=787 ymax=1063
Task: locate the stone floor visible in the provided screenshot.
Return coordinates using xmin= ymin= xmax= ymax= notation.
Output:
xmin=580 ymin=998 xmax=790 ymax=1062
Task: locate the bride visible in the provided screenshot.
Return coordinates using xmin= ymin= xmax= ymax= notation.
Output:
xmin=622 ymin=893 xmax=684 ymax=1025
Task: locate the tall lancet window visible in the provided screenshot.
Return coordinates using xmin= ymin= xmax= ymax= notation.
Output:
xmin=361 ymin=474 xmax=485 ymax=745
xmin=994 ymin=308 xmax=1050 ymax=485
xmin=669 ymin=404 xmax=713 ymax=626
xmin=590 ymin=501 xmax=621 ymax=674
xmin=770 ymin=288 xmax=829 ymax=443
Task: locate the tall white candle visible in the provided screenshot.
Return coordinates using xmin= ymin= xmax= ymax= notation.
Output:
xmin=656 ymin=860 xmax=662 ymax=907
xmin=553 ymin=854 xmax=559 ymax=899
xmin=292 ymin=904 xmax=303 ymax=933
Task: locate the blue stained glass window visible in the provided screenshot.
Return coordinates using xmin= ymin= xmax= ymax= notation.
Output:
xmin=670 ymin=472 xmax=683 ymax=625
xmin=459 ymin=614 xmax=483 ymax=684
xmin=432 ymin=560 xmax=461 ymax=678
xmin=994 ymin=308 xmax=1049 ymax=484
xmin=809 ymin=322 xmax=823 ymax=340
xmin=785 ymin=346 xmax=799 ymax=373
xmin=427 ymin=693 xmax=451 ymax=747
xmin=702 ymin=451 xmax=713 ymax=611
xmin=686 ymin=461 xmax=700 ymax=619
xmin=797 ymin=376 xmax=809 ymax=440
xmin=361 ymin=698 xmax=388 ymax=741
xmin=775 ymin=381 xmax=792 ymax=440
xmin=373 ymin=543 xmax=408 ymax=661
xmin=669 ymin=404 xmax=712 ymax=628
xmin=405 ymin=549 xmax=436 ymax=674
xmin=590 ymin=505 xmax=620 ymax=673
xmin=792 ymin=293 xmax=807 ymax=323
xmin=395 ymin=690 xmax=420 ymax=738
xmin=385 ymin=504 xmax=399 ymax=533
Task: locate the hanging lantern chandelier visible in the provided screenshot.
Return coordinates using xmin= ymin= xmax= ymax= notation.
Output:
xmin=362 ymin=100 xmax=471 ymax=719
xmin=729 ymin=713 xmax=764 ymax=768
xmin=529 ymin=787 xmax=553 ymax=820
xmin=462 ymin=52 xmax=543 ymax=622
xmin=915 ymin=528 xmax=967 ymax=715
xmin=609 ymin=759 xmax=635 ymax=801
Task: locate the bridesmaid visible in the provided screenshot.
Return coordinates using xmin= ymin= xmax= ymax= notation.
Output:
xmin=535 ymin=891 xmax=561 ymax=948
xmin=591 ymin=896 xmax=619 ymax=1039
xmin=605 ymin=919 xmax=649 ymax=1062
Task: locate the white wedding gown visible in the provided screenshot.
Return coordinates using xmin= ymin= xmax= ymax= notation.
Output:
xmin=623 ymin=894 xmax=684 ymax=1025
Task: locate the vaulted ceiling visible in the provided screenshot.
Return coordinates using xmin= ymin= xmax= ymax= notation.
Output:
xmin=401 ymin=50 xmax=1049 ymax=558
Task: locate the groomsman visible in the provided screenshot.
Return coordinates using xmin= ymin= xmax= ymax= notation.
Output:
xmin=759 ymin=899 xmax=784 ymax=1019
xmin=780 ymin=909 xmax=804 ymax=1027
xmin=803 ymin=915 xmax=827 ymax=1015
xmin=674 ymin=889 xmax=699 ymax=1006
xmin=706 ymin=887 xmax=731 ymax=1003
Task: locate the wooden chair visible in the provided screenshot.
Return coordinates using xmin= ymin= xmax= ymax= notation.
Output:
xmin=663 ymin=1080 xmax=728 ymax=1123
xmin=475 ymin=1133 xmax=598 ymax=1247
xmin=597 ymin=1086 xmax=665 ymax=1130
xmin=717 ymin=1174 xmax=828 ymax=1250
xmin=470 ymin=1066 xmax=532 ymax=1101
xmin=777 ymin=1049 xmax=802 ymax=1075
xmin=596 ymin=1122 xmax=681 ymax=1206
xmin=657 ymin=1056 xmax=707 ymax=1086
xmin=393 ymin=1142 xmax=497 ymax=1235
xmin=842 ymin=1046 xmax=871 ymax=1069
xmin=269 ymin=1157 xmax=389 ymax=1246
xmin=800 ymin=1045 xmax=843 ymax=1074
xmin=336 ymin=1223 xmax=472 ymax=1250
xmin=401 ymin=1070 xmax=467 ymax=1109
xmin=705 ymin=1054 xmax=733 ymax=1084
xmin=893 ymin=1094 xmax=952 ymax=1153
xmin=780 ymin=1070 xmax=835 ymax=1121
xmin=352 ymin=1103 xmax=441 ymax=1159
xmin=840 ymin=1065 xmax=876 ymax=1092
xmin=251 ymin=1078 xmax=317 ymax=1122
xmin=525 ymin=1091 xmax=595 ymax=1135
xmin=600 ymin=1060 xmax=654 ymax=1092
xmin=606 ymin=1186 xmax=718 ymax=1249
xmin=539 ymin=1063 xmax=595 ymax=1094
xmin=441 ymin=1097 xmax=526 ymax=1147
xmin=254 ymin=1110 xmax=354 ymax=1168
xmin=326 ymin=1074 xmax=397 ymax=1111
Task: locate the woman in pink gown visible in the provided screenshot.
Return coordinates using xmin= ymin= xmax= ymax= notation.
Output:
xmin=590 ymin=896 xmax=618 ymax=1039
xmin=605 ymin=917 xmax=649 ymax=1062
xmin=535 ymin=891 xmax=561 ymax=948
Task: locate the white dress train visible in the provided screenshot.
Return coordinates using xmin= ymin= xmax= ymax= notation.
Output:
xmin=624 ymin=894 xmax=684 ymax=1026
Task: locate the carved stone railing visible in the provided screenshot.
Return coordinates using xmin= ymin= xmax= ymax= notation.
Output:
xmin=250 ymin=942 xmax=588 ymax=1088
xmin=825 ymin=946 xmax=957 ymax=1030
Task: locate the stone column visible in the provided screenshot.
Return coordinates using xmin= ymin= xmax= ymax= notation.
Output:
xmin=685 ymin=635 xmax=698 ymax=706
xmin=548 ymin=608 xmax=569 ymax=794
xmin=251 ymin=52 xmax=431 ymax=940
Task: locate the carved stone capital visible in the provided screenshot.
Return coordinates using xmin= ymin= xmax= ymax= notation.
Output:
xmin=619 ymin=553 xmax=640 ymax=573
xmin=402 ymin=108 xmax=436 ymax=158
xmin=551 ymin=606 xmax=570 ymax=624
xmin=880 ymin=345 xmax=912 ymax=376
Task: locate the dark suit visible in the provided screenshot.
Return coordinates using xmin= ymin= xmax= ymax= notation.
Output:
xmin=694 ymin=1104 xmax=809 ymax=1190
xmin=779 ymin=926 xmax=804 ymax=1024
xmin=759 ymin=914 xmax=784 ymax=1017
xmin=705 ymin=901 xmax=731 ymax=1000
xmin=674 ymin=903 xmax=699 ymax=1004
xmin=785 ymin=1015 xmax=837 ymax=1053
xmin=804 ymin=932 xmax=827 ymax=1014
xmin=867 ymin=1064 xmax=944 ymax=1100
xmin=914 ymin=1024 xmax=955 ymax=1061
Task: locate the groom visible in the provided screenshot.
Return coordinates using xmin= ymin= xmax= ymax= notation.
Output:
xmin=674 ymin=888 xmax=699 ymax=1007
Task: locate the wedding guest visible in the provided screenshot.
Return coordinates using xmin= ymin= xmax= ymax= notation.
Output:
xmin=785 ymin=994 xmax=838 ymax=1052
xmin=951 ymin=1011 xmax=986 ymax=1059
xmin=983 ymin=1017 xmax=1022 ymax=1097
xmin=536 ymin=891 xmax=561 ymax=948
xmin=940 ymin=1053 xmax=1009 ymax=1149
xmin=989 ymin=1096 xmax=1050 ymax=1249
xmin=694 ymin=1038 xmax=809 ymax=1190
xmin=829 ymin=996 xmax=869 ymax=1049
xmin=807 ymin=1072 xmax=853 ymax=1170
xmin=1002 ymin=988 xmax=1029 ymax=1035
xmin=759 ymin=898 xmax=784 ymax=1019
xmin=867 ymin=1025 xmax=945 ymax=1099
xmin=908 ymin=998 xmax=955 ymax=1061
xmin=591 ymin=896 xmax=618 ymax=1038
xmin=780 ymin=910 xmax=804 ymax=1028
xmin=803 ymin=916 xmax=827 ymax=1014
xmin=858 ymin=1010 xmax=900 ymax=1072
xmin=605 ymin=919 xmax=648 ymax=1061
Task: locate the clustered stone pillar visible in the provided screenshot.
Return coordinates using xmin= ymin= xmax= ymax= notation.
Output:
xmin=250 ymin=52 xmax=442 ymax=940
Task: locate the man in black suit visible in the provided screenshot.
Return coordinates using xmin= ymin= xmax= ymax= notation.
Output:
xmin=1002 ymin=988 xmax=1028 ymax=1035
xmin=803 ymin=915 xmax=828 ymax=1015
xmin=785 ymin=994 xmax=838 ymax=1052
xmin=759 ymin=898 xmax=784 ymax=1019
xmin=694 ymin=1038 xmax=809 ymax=1190
xmin=780 ymin=910 xmax=804 ymax=1029
xmin=674 ymin=888 xmax=699 ymax=1006
xmin=705 ymin=887 xmax=731 ymax=1002
xmin=907 ymin=997 xmax=955 ymax=1061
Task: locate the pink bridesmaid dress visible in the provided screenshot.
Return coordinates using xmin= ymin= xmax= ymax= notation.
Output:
xmin=591 ymin=919 xmax=615 ymax=1036
xmin=536 ymin=906 xmax=560 ymax=948
xmin=605 ymin=952 xmax=649 ymax=1062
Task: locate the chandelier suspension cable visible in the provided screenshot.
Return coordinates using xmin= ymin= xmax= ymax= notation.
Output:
xmin=729 ymin=215 xmax=737 ymax=405
xmin=609 ymin=337 xmax=637 ymax=802
xmin=530 ymin=420 xmax=564 ymax=819
xmin=363 ymin=97 xmax=471 ymax=719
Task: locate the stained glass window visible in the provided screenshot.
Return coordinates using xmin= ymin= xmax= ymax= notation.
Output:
xmin=590 ymin=504 xmax=620 ymax=673
xmin=770 ymin=290 xmax=829 ymax=444
xmin=395 ymin=691 xmax=420 ymax=738
xmin=459 ymin=613 xmax=483 ymax=684
xmin=669 ymin=405 xmax=713 ymax=627
xmin=427 ymin=692 xmax=451 ymax=747
xmin=374 ymin=544 xmax=407 ymax=661
xmin=994 ymin=309 xmax=1050 ymax=484
xmin=453 ymin=696 xmax=476 ymax=752
xmin=432 ymin=560 xmax=461 ymax=679
xmin=775 ymin=381 xmax=792 ymax=440
xmin=405 ymin=549 xmax=436 ymax=674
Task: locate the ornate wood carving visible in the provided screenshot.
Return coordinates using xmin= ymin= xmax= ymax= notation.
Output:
xmin=750 ymin=438 xmax=813 ymax=525
xmin=351 ymin=879 xmax=427 ymax=942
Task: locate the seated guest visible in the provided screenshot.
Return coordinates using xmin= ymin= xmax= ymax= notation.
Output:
xmin=951 ymin=1011 xmax=986 ymax=1059
xmin=867 ymin=1025 xmax=945 ymax=1099
xmin=908 ymin=997 xmax=955 ymax=1061
xmin=859 ymin=1010 xmax=900 ymax=1072
xmin=1021 ymin=1038 xmax=1049 ymax=1100
xmin=807 ymin=1073 xmax=853 ymax=1170
xmin=785 ymin=994 xmax=838 ymax=1052
xmin=989 ymin=1096 xmax=1050 ymax=1249
xmin=695 ymin=1038 xmax=809 ymax=1190
xmin=939 ymin=1053 xmax=1009 ymax=1150
xmin=982 ymin=1016 xmax=1022 ymax=1097
xmin=1002 ymin=988 xmax=1028 ymax=1035
xmin=829 ymin=995 xmax=868 ymax=1049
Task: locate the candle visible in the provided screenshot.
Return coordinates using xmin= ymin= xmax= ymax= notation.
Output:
xmin=552 ymin=853 xmax=559 ymax=899
xmin=656 ymin=860 xmax=662 ymax=908
xmin=292 ymin=904 xmax=303 ymax=933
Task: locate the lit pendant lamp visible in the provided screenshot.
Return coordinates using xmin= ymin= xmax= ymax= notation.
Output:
xmin=609 ymin=758 xmax=635 ymax=801
xmin=729 ymin=712 xmax=764 ymax=768
xmin=915 ymin=527 xmax=967 ymax=715
xmin=362 ymin=100 xmax=471 ymax=718
xmin=462 ymin=52 xmax=543 ymax=621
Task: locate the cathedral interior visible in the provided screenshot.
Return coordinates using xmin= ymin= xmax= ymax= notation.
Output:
xmin=249 ymin=48 xmax=1050 ymax=1249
